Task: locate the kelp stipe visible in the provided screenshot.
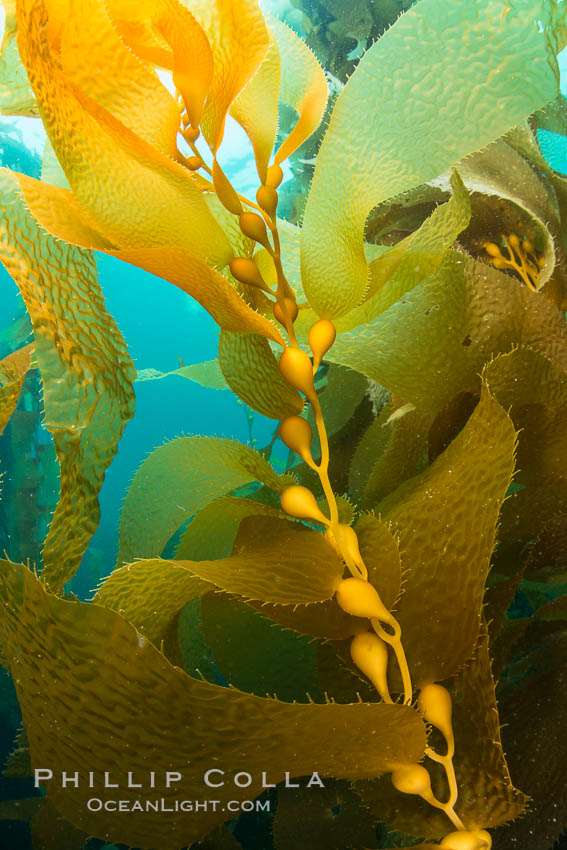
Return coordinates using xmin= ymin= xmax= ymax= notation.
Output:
xmin=0 ymin=0 xmax=567 ymax=848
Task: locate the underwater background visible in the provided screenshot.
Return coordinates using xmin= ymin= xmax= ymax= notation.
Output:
xmin=2 ymin=0 xmax=567 ymax=848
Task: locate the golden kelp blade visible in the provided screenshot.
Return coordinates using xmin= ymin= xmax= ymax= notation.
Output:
xmin=0 ymin=0 xmax=37 ymax=115
xmin=0 ymin=343 xmax=32 ymax=435
xmin=302 ymin=0 xmax=562 ymax=318
xmin=269 ymin=16 xmax=328 ymax=167
xmin=116 ymin=436 xmax=293 ymax=566
xmin=0 ymin=169 xmax=136 ymax=591
xmin=57 ymin=0 xmax=180 ymax=157
xmin=16 ymin=175 xmax=285 ymax=343
xmin=181 ymin=0 xmax=271 ymax=152
xmin=0 ymin=560 xmax=426 ymax=849
xmin=16 ymin=0 xmax=233 ymax=268
xmin=106 ymin=0 xmax=213 ymax=129
xmin=381 ymin=383 xmax=517 ymax=687
xmin=230 ymin=31 xmax=280 ymax=184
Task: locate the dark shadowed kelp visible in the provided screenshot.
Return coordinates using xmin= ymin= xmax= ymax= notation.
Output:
xmin=0 ymin=0 xmax=567 ymax=848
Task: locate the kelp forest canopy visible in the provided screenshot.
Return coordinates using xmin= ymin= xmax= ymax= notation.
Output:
xmin=0 ymin=0 xmax=567 ymax=849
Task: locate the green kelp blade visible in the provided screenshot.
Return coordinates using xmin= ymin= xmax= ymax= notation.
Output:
xmin=379 ymin=383 xmax=516 ymax=687
xmin=0 ymin=561 xmax=426 ymax=849
xmin=356 ymin=623 xmax=526 ymax=838
xmin=100 ymin=516 xmax=344 ymax=644
xmin=307 ymin=364 xmax=368 ymax=457
xmin=93 ymin=560 xmax=210 ymax=646
xmin=338 ymin=170 xmax=472 ymax=331
xmin=175 ymin=496 xmax=283 ymax=560
xmin=116 ymin=436 xmax=293 ymax=566
xmin=200 ymin=593 xmax=322 ymax=702
xmin=218 ymin=331 xmax=303 ymax=419
xmin=0 ymin=343 xmax=32 ymax=436
xmin=0 ymin=0 xmax=38 ymax=116
xmin=483 ymin=347 xmax=567 ymax=486
xmin=349 ymin=399 xmax=432 ymax=509
xmin=135 ymin=359 xmax=229 ymax=391
xmin=302 ymin=0 xmax=562 ymax=318
xmin=327 ymin=251 xmax=567 ymax=415
xmin=0 ymin=170 xmax=136 ymax=591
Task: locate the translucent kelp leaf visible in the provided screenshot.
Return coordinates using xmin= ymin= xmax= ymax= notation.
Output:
xmin=328 ymin=251 xmax=567 ymax=414
xmin=349 ymin=401 xmax=432 ymax=509
xmin=269 ymin=16 xmax=328 ymax=167
xmin=17 ymin=175 xmax=285 ymax=344
xmin=302 ymin=0 xmax=561 ymax=318
xmin=230 ymin=31 xmax=280 ymax=183
xmin=219 ymin=331 xmax=303 ymax=419
xmin=175 ymin=496 xmax=282 ymax=560
xmin=182 ymin=0 xmax=270 ymax=152
xmin=0 ymin=0 xmax=37 ymax=115
xmin=201 ymin=594 xmax=322 ymax=701
xmin=484 ymin=347 xmax=567 ymax=486
xmin=107 ymin=0 xmax=213 ymax=129
xmin=356 ymin=624 xmax=526 ymax=838
xmin=0 ymin=561 xmax=426 ymax=849
xmin=136 ymin=360 xmax=229 ymax=391
xmin=117 ymin=437 xmax=290 ymax=565
xmin=0 ymin=343 xmax=32 ymax=436
xmin=272 ymin=782 xmax=377 ymax=850
xmin=94 ymin=560 xmax=210 ymax=645
xmin=58 ymin=0 xmax=181 ymax=157
xmin=16 ymin=0 xmax=233 ymax=268
xmin=380 ymin=383 xmax=516 ymax=686
xmin=338 ymin=170 xmax=471 ymax=330
xmin=0 ymin=170 xmax=136 ymax=591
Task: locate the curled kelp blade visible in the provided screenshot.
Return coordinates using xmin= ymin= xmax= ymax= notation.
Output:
xmin=0 ymin=560 xmax=426 ymax=849
xmin=0 ymin=169 xmax=136 ymax=592
xmin=0 ymin=0 xmax=37 ymax=115
xmin=356 ymin=623 xmax=526 ymax=838
xmin=0 ymin=343 xmax=32 ymax=436
xmin=116 ymin=436 xmax=293 ymax=566
xmin=327 ymin=251 xmax=567 ymax=415
xmin=302 ymin=0 xmax=562 ymax=318
xmin=135 ymin=359 xmax=229 ymax=391
xmin=16 ymin=0 xmax=233 ymax=268
xmin=376 ymin=382 xmax=516 ymax=687
xmin=432 ymin=137 xmax=558 ymax=291
xmin=218 ymin=331 xmax=303 ymax=419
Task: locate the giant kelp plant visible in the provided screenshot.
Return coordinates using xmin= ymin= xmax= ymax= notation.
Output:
xmin=0 ymin=0 xmax=567 ymax=849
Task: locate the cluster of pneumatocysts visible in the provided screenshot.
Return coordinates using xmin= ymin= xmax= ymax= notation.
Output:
xmin=483 ymin=232 xmax=543 ymax=291
xmin=181 ymin=109 xmax=493 ymax=846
